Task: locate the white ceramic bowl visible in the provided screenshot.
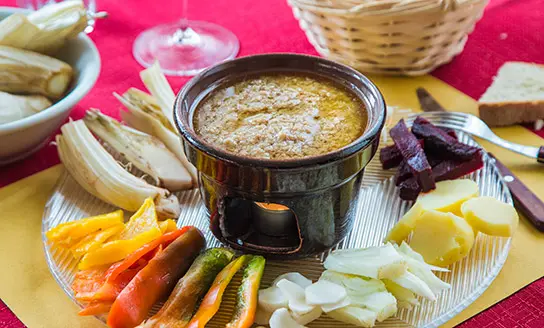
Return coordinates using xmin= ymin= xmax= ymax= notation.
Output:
xmin=0 ymin=7 xmax=100 ymax=165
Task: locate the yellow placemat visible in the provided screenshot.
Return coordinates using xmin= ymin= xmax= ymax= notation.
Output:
xmin=0 ymin=75 xmax=543 ymax=328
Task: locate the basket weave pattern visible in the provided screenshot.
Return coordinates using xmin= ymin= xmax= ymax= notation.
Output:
xmin=288 ymin=0 xmax=489 ymax=75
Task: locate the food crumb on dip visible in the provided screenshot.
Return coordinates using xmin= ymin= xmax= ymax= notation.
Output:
xmin=194 ymin=74 xmax=367 ymax=160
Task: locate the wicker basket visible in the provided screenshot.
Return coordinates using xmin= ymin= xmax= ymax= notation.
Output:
xmin=287 ymin=0 xmax=489 ymax=75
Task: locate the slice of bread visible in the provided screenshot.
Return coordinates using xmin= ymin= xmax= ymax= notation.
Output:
xmin=478 ymin=62 xmax=544 ymax=127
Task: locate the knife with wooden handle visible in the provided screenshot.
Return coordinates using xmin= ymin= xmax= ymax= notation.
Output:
xmin=416 ymin=87 xmax=544 ymax=231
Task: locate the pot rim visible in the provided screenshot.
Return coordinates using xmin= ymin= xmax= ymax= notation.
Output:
xmin=174 ymin=53 xmax=386 ymax=169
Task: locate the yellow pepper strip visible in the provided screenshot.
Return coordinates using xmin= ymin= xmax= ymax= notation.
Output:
xmin=159 ymin=219 xmax=178 ymax=234
xmin=78 ymin=229 xmax=161 ymax=270
xmin=119 ymin=198 xmax=161 ymax=240
xmin=70 ymin=225 xmax=125 ymax=258
xmin=46 ymin=210 xmax=124 ymax=248
xmin=78 ymin=198 xmax=162 ymax=270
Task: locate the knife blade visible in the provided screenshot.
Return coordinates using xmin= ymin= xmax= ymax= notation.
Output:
xmin=416 ymin=87 xmax=446 ymax=112
xmin=416 ymin=87 xmax=544 ymax=232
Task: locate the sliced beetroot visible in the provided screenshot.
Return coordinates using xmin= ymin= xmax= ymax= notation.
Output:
xmin=398 ymin=178 xmax=421 ymax=201
xmin=395 ymin=160 xmax=412 ymax=186
xmin=412 ymin=117 xmax=479 ymax=161
xmin=440 ymin=127 xmax=458 ymax=140
xmin=390 ymin=119 xmax=435 ymax=192
xmin=432 ymin=154 xmax=484 ymax=181
xmin=380 ymin=145 xmax=404 ymax=169
xmin=380 ymin=139 xmax=424 ymax=170
xmin=398 ymin=154 xmax=484 ymax=201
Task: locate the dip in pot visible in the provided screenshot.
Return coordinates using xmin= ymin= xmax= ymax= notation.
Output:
xmin=194 ymin=74 xmax=367 ymax=159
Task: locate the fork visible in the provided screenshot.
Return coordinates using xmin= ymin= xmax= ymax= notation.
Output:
xmin=408 ymin=111 xmax=544 ymax=164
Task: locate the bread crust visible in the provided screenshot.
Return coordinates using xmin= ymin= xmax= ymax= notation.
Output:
xmin=478 ymin=101 xmax=544 ymax=127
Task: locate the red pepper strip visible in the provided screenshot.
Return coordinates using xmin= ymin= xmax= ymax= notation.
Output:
xmin=186 ymin=255 xmax=251 ymax=328
xmin=74 ymin=229 xmax=186 ymax=302
xmin=107 ymin=227 xmax=205 ymax=328
xmin=75 ymin=228 xmax=188 ymax=316
xmin=77 ymin=246 xmax=162 ymax=316
xmin=106 ymin=227 xmax=190 ymax=282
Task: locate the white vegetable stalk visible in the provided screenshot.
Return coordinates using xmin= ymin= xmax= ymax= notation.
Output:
xmin=327 ymin=307 xmax=378 ymax=328
xmin=115 ymin=88 xmax=198 ymax=186
xmin=84 ymin=109 xmax=192 ymax=191
xmin=0 ymin=91 xmax=51 ymax=124
xmin=324 ymin=243 xmax=407 ymax=279
xmin=319 ymin=271 xmax=396 ymax=323
xmin=383 ymin=280 xmax=419 ymax=309
xmin=395 ymin=242 xmax=451 ymax=295
xmin=305 ymin=280 xmax=347 ymax=306
xmin=56 ymin=120 xmax=180 ymax=218
xmin=353 ymin=291 xmax=397 ymax=322
xmin=0 ymin=0 xmax=88 ymax=55
xmin=140 ymin=61 xmax=177 ymax=127
xmin=0 ymin=45 xmax=73 ymax=99
xmin=390 ymin=271 xmax=436 ymax=301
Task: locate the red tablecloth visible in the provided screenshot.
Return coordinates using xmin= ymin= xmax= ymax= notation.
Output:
xmin=0 ymin=0 xmax=543 ymax=326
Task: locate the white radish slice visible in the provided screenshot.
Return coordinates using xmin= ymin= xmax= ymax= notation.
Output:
xmin=269 ymin=308 xmax=306 ymax=328
xmin=305 ymin=280 xmax=347 ymax=305
xmin=277 ymin=279 xmax=315 ymax=315
xmin=254 ymin=306 xmax=274 ymax=325
xmin=291 ymin=306 xmax=322 ymax=325
xmin=258 ymin=286 xmax=288 ymax=312
xmin=321 ymin=296 xmax=351 ymax=313
xmin=273 ymin=272 xmax=313 ymax=288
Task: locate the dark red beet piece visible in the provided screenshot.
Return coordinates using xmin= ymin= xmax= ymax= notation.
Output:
xmin=441 ymin=127 xmax=458 ymax=140
xmin=412 ymin=116 xmax=480 ymax=161
xmin=398 ymin=178 xmax=422 ymax=201
xmin=390 ymin=119 xmax=435 ymax=192
xmin=395 ymin=160 xmax=412 ymax=186
xmin=432 ymin=154 xmax=484 ymax=181
xmin=380 ymin=145 xmax=404 ymax=169
xmin=380 ymin=139 xmax=424 ymax=170
xmin=398 ymin=153 xmax=484 ymax=201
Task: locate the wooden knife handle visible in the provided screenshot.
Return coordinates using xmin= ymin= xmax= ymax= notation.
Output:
xmin=489 ymin=153 xmax=544 ymax=231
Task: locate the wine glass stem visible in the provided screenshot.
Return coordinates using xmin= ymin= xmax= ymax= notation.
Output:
xmin=180 ymin=0 xmax=189 ymax=29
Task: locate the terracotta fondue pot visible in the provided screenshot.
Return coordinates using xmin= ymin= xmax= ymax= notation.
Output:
xmin=174 ymin=54 xmax=386 ymax=259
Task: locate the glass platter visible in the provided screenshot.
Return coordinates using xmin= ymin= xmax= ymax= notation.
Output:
xmin=42 ymin=117 xmax=513 ymax=328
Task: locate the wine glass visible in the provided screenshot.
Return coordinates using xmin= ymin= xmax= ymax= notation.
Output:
xmin=132 ymin=0 xmax=239 ymax=76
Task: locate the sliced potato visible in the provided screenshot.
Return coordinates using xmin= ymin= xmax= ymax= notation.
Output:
xmin=384 ymin=202 xmax=424 ymax=244
xmin=417 ymin=179 xmax=478 ymax=216
xmin=461 ymin=196 xmax=518 ymax=237
xmin=409 ymin=210 xmax=475 ymax=267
